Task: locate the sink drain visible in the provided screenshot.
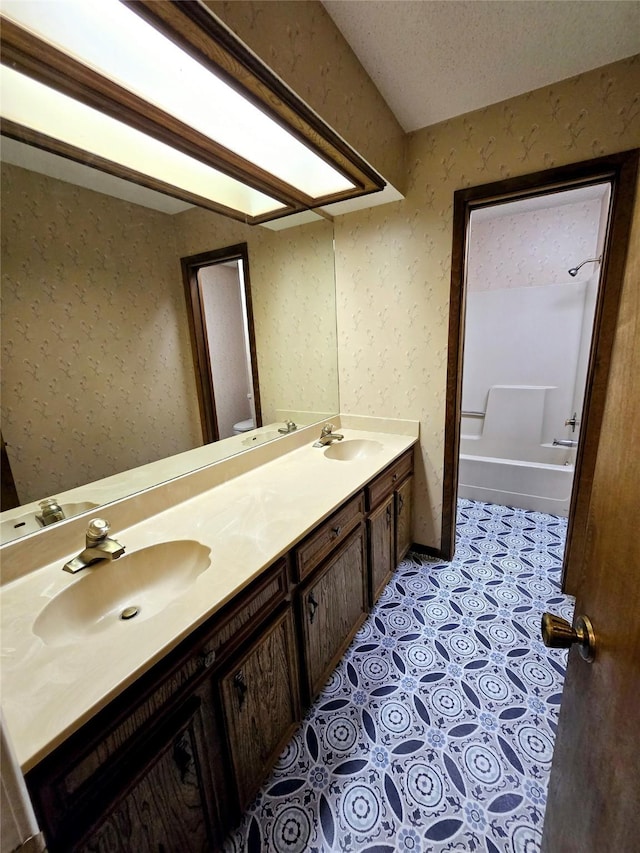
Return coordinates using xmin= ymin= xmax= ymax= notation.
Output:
xmin=120 ymin=606 xmax=139 ymax=620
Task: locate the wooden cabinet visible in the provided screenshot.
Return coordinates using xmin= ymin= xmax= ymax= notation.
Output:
xmin=26 ymin=560 xmax=291 ymax=853
xmin=74 ymin=695 xmax=218 ymax=853
xmin=219 ymin=607 xmax=300 ymax=811
xmin=28 ymin=669 xmax=224 ymax=853
xmin=395 ymin=473 xmax=413 ymax=563
xmin=366 ymin=448 xmax=413 ymax=511
xmin=295 ymin=493 xmax=364 ymax=581
xmin=368 ymin=494 xmax=395 ymax=603
xmin=366 ymin=449 xmax=414 ymax=604
xmin=25 ymin=447 xmax=415 ymax=852
xmin=298 ymin=526 xmax=368 ymax=701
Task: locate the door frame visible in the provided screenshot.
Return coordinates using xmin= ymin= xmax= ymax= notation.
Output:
xmin=181 ymin=243 xmax=262 ymax=444
xmin=441 ymin=150 xmax=639 ymax=593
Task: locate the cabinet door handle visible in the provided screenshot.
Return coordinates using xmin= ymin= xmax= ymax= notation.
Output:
xmin=308 ymin=592 xmax=319 ymax=624
xmin=234 ymin=670 xmax=248 ymax=710
xmin=198 ymin=650 xmax=216 ymax=669
xmin=386 ymin=504 xmax=392 ymax=525
xmin=331 ymin=525 xmax=342 ymax=538
xmin=398 ymin=493 xmax=404 ymax=513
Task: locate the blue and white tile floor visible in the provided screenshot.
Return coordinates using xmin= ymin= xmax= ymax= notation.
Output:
xmin=223 ymin=499 xmax=575 ymax=853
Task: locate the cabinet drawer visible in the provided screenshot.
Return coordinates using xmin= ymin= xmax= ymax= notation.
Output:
xmin=200 ymin=558 xmax=289 ymax=668
xmin=295 ymin=493 xmax=364 ymax=581
xmin=366 ymin=449 xmax=413 ymax=510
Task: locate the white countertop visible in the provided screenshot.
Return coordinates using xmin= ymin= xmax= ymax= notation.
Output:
xmin=1 ymin=424 xmax=417 ymax=772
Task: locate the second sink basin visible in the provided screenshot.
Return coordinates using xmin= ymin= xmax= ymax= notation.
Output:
xmin=33 ymin=540 xmax=211 ymax=648
xmin=324 ymin=439 xmax=384 ymax=461
xmin=241 ymin=430 xmax=281 ymax=447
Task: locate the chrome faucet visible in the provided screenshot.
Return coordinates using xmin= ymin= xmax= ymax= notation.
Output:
xmin=36 ymin=498 xmax=65 ymax=527
xmin=553 ymin=438 xmax=578 ymax=448
xmin=63 ymin=518 xmax=125 ymax=573
xmin=313 ymin=424 xmax=344 ymax=447
xmin=278 ymin=420 xmax=298 ymax=434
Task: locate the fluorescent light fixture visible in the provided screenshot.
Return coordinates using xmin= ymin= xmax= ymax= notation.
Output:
xmin=1 ymin=0 xmax=355 ymax=199
xmin=0 ymin=66 xmax=285 ymax=218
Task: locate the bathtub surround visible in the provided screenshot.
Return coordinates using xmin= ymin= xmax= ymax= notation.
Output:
xmin=458 ymin=189 xmax=607 ymax=516
xmin=223 ymin=499 xmax=574 ymax=852
xmin=463 ymin=192 xmax=606 ymax=447
xmin=459 ymin=451 xmax=575 ymax=518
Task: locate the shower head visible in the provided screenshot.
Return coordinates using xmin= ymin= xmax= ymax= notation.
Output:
xmin=567 ymin=256 xmax=602 ymax=277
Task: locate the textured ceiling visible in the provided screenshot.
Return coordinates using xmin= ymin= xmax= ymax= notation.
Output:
xmin=321 ymin=0 xmax=640 ymax=132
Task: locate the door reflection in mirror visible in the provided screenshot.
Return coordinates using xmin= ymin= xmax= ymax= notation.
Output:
xmin=182 ymin=244 xmax=261 ymax=445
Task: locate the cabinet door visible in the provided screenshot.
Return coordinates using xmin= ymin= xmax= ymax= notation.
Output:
xmin=219 ymin=607 xmax=300 ymax=811
xmin=395 ymin=475 xmax=413 ymax=563
xmin=300 ymin=526 xmax=368 ymax=700
xmin=73 ymin=696 xmax=218 ymax=853
xmin=368 ymin=494 xmax=395 ymax=605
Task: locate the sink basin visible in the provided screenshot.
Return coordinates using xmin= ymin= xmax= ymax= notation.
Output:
xmin=33 ymin=540 xmax=210 ymax=648
xmin=1 ymin=501 xmax=99 ymax=544
xmin=241 ymin=430 xmax=281 ymax=447
xmin=324 ymin=439 xmax=384 ymax=461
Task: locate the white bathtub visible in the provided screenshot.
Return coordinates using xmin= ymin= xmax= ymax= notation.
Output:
xmin=458 ymin=451 xmax=574 ymax=516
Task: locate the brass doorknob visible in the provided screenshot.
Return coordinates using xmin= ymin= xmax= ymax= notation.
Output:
xmin=541 ymin=612 xmax=596 ymax=662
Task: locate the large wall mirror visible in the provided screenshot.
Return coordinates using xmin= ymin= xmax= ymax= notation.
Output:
xmin=0 ymin=141 xmax=339 ymax=543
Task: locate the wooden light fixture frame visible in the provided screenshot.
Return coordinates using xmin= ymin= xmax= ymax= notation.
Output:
xmin=0 ymin=0 xmax=385 ymax=224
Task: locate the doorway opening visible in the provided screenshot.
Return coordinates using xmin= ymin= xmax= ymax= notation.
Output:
xmin=181 ymin=244 xmax=262 ymax=444
xmin=442 ymin=151 xmax=639 ymax=593
xmin=458 ymin=184 xmax=610 ymax=520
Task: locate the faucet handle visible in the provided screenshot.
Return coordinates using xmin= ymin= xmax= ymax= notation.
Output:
xmin=87 ymin=518 xmax=110 ymax=543
xmin=321 ymin=423 xmax=335 ymax=436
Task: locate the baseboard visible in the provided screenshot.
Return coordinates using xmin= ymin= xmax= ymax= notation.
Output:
xmin=409 ymin=542 xmax=444 ymax=560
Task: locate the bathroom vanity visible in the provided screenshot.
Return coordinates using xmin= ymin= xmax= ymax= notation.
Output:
xmin=0 ymin=420 xmax=416 ymax=851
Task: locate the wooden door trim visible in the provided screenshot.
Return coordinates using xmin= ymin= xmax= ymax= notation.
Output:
xmin=442 ymin=150 xmax=640 ymax=595
xmin=1 ymin=432 xmax=20 ymax=510
xmin=181 ymin=243 xmax=262 ymax=445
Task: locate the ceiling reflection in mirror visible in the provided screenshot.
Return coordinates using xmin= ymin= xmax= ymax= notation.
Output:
xmin=0 ymin=144 xmax=339 ymax=544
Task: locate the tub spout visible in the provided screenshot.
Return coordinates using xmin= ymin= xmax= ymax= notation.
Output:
xmin=553 ymin=439 xmax=578 ymax=448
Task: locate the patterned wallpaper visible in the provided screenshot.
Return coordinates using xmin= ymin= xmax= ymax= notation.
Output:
xmin=334 ymin=55 xmax=640 ymax=549
xmin=1 ymin=166 xmax=338 ymax=506
xmin=467 ymin=198 xmax=602 ymax=292
xmin=205 ymin=0 xmax=407 ymax=192
xmin=1 ymin=163 xmax=202 ymax=504
xmin=173 ymin=210 xmax=339 ymax=425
